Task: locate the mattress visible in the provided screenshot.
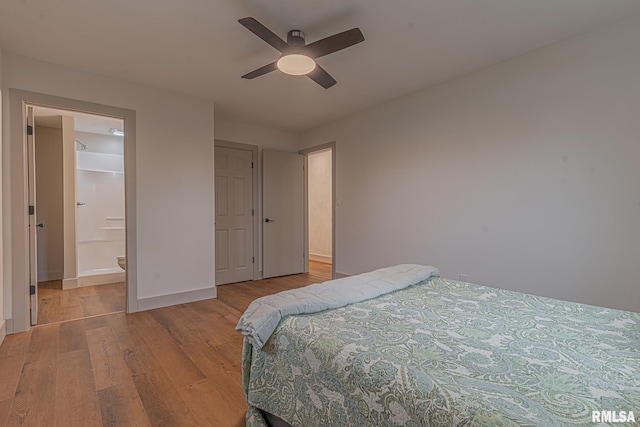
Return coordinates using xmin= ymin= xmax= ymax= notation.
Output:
xmin=241 ymin=274 xmax=640 ymax=426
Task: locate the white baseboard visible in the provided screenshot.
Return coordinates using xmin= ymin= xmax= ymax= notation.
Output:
xmin=309 ymin=254 xmax=332 ymax=264
xmin=62 ymin=278 xmax=78 ymax=290
xmin=0 ymin=320 xmax=6 ymax=346
xmin=136 ymin=286 xmax=217 ymax=312
xmin=78 ymin=272 xmax=125 ymax=287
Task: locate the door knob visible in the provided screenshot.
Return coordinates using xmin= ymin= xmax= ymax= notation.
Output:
xmin=36 ymin=223 xmax=44 ymax=228
xmin=265 ymin=218 xmax=276 ymax=223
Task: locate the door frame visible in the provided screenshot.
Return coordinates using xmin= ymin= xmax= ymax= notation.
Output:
xmin=26 ymin=107 xmax=38 ymax=325
xmin=214 ymin=140 xmax=259 ymax=282
xmin=8 ymin=89 xmax=137 ymax=334
xmin=300 ymin=142 xmax=336 ymax=280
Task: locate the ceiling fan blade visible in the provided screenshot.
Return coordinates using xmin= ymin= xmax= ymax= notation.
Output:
xmin=239 ymin=17 xmax=290 ymax=53
xmin=302 ymin=28 xmax=365 ymax=59
xmin=242 ymin=62 xmax=278 ymax=79
xmin=307 ymin=65 xmax=337 ymax=89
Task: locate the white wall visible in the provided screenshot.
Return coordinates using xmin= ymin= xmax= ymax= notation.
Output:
xmin=35 ymin=125 xmax=64 ymax=281
xmin=308 ymin=149 xmax=332 ymax=262
xmin=2 ymin=53 xmax=215 ymax=320
xmin=301 ymin=16 xmax=640 ymax=312
xmin=215 ymin=115 xmax=300 ymax=151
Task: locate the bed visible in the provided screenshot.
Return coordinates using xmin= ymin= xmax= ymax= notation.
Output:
xmin=236 ymin=265 xmax=640 ymax=426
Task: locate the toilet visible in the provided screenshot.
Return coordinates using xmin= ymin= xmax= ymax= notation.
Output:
xmin=117 ymin=255 xmax=126 ymax=271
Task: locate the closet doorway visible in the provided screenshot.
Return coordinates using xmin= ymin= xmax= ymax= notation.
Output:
xmin=301 ymin=143 xmax=336 ymax=281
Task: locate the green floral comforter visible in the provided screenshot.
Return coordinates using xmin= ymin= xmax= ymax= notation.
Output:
xmin=243 ymin=277 xmax=640 ymax=426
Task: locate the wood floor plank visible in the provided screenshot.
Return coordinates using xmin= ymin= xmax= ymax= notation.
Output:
xmin=38 ymin=281 xmax=125 ymax=325
xmin=24 ymin=324 xmax=59 ymax=365
xmin=84 ymin=315 xmax=112 ymax=331
xmin=0 ymin=399 xmax=12 ymax=426
xmin=87 ymin=326 xmax=134 ymax=391
xmin=97 ymin=383 xmax=151 ymax=427
xmin=81 ymin=294 xmax=125 ymax=317
xmin=95 ymin=283 xmax=127 ymax=298
xmin=60 ymin=286 xmax=82 ymax=307
xmin=7 ymin=326 xmax=59 ymax=426
xmin=124 ymin=344 xmax=200 ymax=427
xmin=190 ymin=297 xmax=243 ymax=319
xmin=107 ymin=312 xmax=138 ymax=351
xmin=0 ymin=331 xmax=31 ymax=402
xmin=183 ymin=341 xmax=243 ymax=391
xmin=127 ymin=311 xmax=205 ymax=388
xmin=178 ymin=378 xmax=246 ymax=427
xmin=207 ymin=335 xmax=244 ymax=373
xmin=148 ymin=305 xmax=203 ymax=347
xmin=58 ymin=319 xmax=89 ymax=354
xmin=54 ymin=304 xmax=86 ymax=323
xmin=7 ymin=359 xmax=57 ymax=426
xmin=151 ymin=301 xmax=234 ymax=349
xmin=37 ymin=294 xmax=61 ymax=325
xmin=309 ymin=260 xmax=332 ymax=280
xmin=54 ymin=349 xmax=102 ymax=427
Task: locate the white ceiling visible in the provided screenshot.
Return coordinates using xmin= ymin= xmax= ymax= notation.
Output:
xmin=2 ymin=0 xmax=639 ymax=132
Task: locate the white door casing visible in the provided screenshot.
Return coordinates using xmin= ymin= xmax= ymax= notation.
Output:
xmin=26 ymin=106 xmax=38 ymax=325
xmin=215 ymin=146 xmax=254 ymax=285
xmin=262 ymin=149 xmax=305 ymax=279
xmin=9 ymin=90 xmax=137 ymax=334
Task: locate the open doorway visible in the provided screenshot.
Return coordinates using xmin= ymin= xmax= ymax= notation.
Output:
xmin=302 ymin=143 xmax=336 ymax=281
xmin=9 ymin=89 xmax=137 ymax=334
xmin=30 ymin=106 xmax=126 ymax=325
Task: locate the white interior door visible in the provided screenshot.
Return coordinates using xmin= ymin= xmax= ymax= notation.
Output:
xmin=26 ymin=106 xmax=38 ymax=325
xmin=215 ymin=146 xmax=254 ymax=285
xmin=263 ymin=149 xmax=304 ymax=279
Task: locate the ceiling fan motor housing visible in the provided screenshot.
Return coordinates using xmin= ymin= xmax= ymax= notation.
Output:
xmin=287 ymin=30 xmax=306 ymax=48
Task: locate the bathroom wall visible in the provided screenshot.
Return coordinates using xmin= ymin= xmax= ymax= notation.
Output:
xmin=308 ymin=149 xmax=332 ymax=263
xmin=75 ymin=131 xmax=125 ymax=284
xmin=35 ymin=124 xmax=64 ymax=281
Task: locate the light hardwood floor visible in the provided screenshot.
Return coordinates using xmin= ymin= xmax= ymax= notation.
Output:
xmin=308 ymin=260 xmax=332 ymax=280
xmin=0 ymin=272 xmax=328 ymax=426
xmin=38 ymin=281 xmax=126 ymax=325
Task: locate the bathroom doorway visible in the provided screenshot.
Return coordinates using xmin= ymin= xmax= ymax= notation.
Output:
xmin=301 ymin=143 xmax=336 ymax=281
xmin=31 ymin=106 xmax=126 ymax=325
xmin=9 ymin=89 xmax=137 ymax=333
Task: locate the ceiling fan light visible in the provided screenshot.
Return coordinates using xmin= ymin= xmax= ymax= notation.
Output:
xmin=277 ymin=54 xmax=316 ymax=75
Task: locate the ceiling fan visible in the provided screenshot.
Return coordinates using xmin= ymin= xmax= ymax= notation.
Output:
xmin=239 ymin=17 xmax=365 ymax=89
